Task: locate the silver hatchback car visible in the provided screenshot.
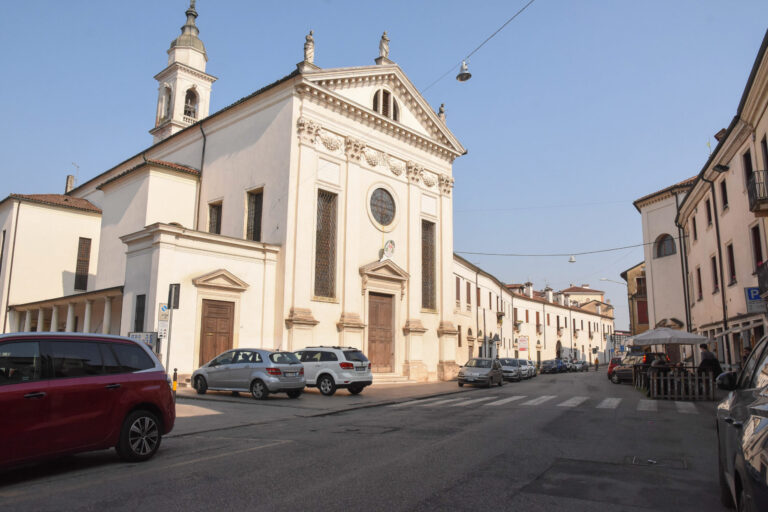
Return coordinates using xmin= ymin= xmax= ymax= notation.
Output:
xmin=458 ymin=358 xmax=503 ymax=388
xmin=192 ymin=348 xmax=305 ymax=400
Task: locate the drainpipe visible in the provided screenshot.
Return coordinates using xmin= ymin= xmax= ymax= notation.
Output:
xmin=673 ymin=191 xmax=692 ymax=332
xmin=2 ymin=200 xmax=21 ymax=333
xmin=194 ymin=124 xmax=207 ymax=230
xmin=701 ymin=175 xmax=730 ymax=365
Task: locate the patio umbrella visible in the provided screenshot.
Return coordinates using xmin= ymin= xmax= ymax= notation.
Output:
xmin=628 ymin=327 xmax=708 ymax=347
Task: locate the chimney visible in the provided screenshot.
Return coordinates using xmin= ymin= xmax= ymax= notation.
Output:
xmin=581 ymin=284 xmax=590 ymax=289
xmin=65 ymin=175 xmax=75 ymax=194
xmin=544 ymin=286 xmax=553 ymax=303
xmin=524 ymin=282 xmax=533 ymax=298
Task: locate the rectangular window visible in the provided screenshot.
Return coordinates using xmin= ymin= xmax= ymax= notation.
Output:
xmin=0 ymin=229 xmax=5 ymax=277
xmin=557 ymin=315 xmax=560 ymax=329
xmin=752 ymin=224 xmax=764 ymax=271
xmin=692 ymin=217 xmax=698 ymax=241
xmin=467 ymin=282 xmax=472 ymax=306
xmin=314 ymin=190 xmax=338 ymax=298
xmin=744 ymin=149 xmax=754 ymax=185
xmin=705 ymin=199 xmax=712 ymax=226
xmin=455 ymin=277 xmax=461 ymax=305
xmin=547 ymin=313 xmax=550 ymax=326
xmin=489 ymin=292 xmax=492 ymax=310
xmin=726 ymin=244 xmax=736 ymax=285
xmin=711 ymin=256 xmax=719 ymax=292
xmin=636 ymin=277 xmax=647 ymax=296
xmin=476 ymin=287 xmax=480 ymax=306
xmin=246 ymin=190 xmax=263 ymax=242
xmin=696 ymin=267 xmax=703 ymax=300
xmin=688 ymin=272 xmax=694 ymax=305
xmin=720 ymin=180 xmax=728 ymax=210
xmin=421 ymin=220 xmax=436 ymax=309
xmin=208 ymin=203 xmax=222 ymax=234
xmin=513 ymin=308 xmax=518 ymax=322
xmin=458 ymin=326 xmax=462 ymax=347
xmin=637 ymin=300 xmax=649 ymax=325
xmin=762 ymin=136 xmax=768 ymax=169
xmin=535 ymin=311 xmax=540 ymax=325
xmin=134 ymin=294 xmax=146 ymax=332
xmin=74 ymin=237 xmax=91 ymax=291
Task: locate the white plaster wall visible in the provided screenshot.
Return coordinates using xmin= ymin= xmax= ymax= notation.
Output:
xmin=0 ymin=201 xmax=18 ymax=331
xmin=640 ymin=194 xmax=688 ymax=329
xmin=6 ymin=203 xmax=101 ymax=305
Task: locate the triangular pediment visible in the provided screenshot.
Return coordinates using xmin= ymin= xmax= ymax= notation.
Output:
xmin=359 ymin=259 xmax=410 ymax=282
xmin=192 ymin=269 xmax=249 ymax=291
xmin=303 ymin=65 xmax=465 ymax=156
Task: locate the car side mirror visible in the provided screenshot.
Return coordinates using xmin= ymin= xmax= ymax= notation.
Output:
xmin=716 ymin=371 xmax=738 ymax=391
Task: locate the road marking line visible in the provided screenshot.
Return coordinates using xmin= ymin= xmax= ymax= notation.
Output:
xmin=675 ymin=401 xmax=698 ymax=414
xmin=389 ymin=397 xmax=447 ymax=407
xmin=557 ymin=396 xmax=589 ymax=407
xmin=596 ymin=398 xmax=622 ymax=409
xmin=423 ymin=398 xmax=465 ymax=407
xmin=637 ymin=400 xmax=657 ymax=412
xmin=484 ymin=396 xmax=527 ymax=406
xmin=449 ymin=397 xmax=497 ymax=407
xmin=521 ymin=395 xmax=556 ymax=406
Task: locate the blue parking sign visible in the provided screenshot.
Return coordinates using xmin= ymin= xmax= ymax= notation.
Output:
xmin=744 ymin=287 xmax=766 ymax=313
xmin=747 ymin=287 xmax=760 ymax=301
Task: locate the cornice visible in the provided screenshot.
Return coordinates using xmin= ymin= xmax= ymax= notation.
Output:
xmin=297 ymin=116 xmax=454 ymax=196
xmin=297 ymin=80 xmax=462 ymax=162
xmin=154 ymin=61 xmax=217 ymax=84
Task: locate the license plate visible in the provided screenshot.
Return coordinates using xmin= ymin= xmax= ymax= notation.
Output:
xmin=355 ymin=367 xmax=366 ymax=372
xmin=466 ymin=377 xmax=475 ymax=381
xmin=284 ymin=372 xmax=297 ymax=377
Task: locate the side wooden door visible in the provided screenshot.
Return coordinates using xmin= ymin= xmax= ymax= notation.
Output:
xmin=199 ymin=300 xmax=234 ymax=366
xmin=368 ymin=293 xmax=393 ymax=372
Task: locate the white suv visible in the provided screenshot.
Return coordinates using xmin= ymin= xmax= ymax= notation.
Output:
xmin=295 ymin=346 xmax=372 ymax=396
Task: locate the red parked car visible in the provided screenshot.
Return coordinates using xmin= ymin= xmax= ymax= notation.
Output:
xmin=0 ymin=332 xmax=175 ymax=468
xmin=607 ymin=357 xmax=622 ymax=379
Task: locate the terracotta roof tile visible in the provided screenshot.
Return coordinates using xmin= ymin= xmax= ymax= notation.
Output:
xmin=560 ymin=286 xmax=604 ymax=294
xmin=8 ymin=194 xmax=101 ymax=214
xmin=97 ymin=159 xmax=199 ymax=189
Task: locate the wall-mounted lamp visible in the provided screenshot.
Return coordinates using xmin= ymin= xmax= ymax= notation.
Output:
xmin=713 ymin=164 xmax=729 ymax=173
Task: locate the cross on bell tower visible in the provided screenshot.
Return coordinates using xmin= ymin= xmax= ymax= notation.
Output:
xmin=150 ymin=0 xmax=217 ymax=143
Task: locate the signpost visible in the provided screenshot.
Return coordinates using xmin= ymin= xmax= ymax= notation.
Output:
xmin=164 ymin=284 xmax=180 ymax=371
xmin=745 ymin=287 xmax=767 ymax=314
xmin=128 ymin=332 xmax=159 ymax=352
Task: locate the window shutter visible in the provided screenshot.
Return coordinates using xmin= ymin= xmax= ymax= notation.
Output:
xmin=74 ymin=237 xmax=91 ymax=291
xmin=247 ymin=191 xmax=263 ymax=242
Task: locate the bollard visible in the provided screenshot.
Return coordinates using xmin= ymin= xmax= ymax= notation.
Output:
xmin=172 ymin=368 xmax=178 ymax=400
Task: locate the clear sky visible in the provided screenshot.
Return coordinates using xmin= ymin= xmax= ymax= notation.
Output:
xmin=2 ymin=1 xmax=767 ymax=330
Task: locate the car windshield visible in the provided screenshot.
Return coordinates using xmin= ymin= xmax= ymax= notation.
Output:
xmin=500 ymin=359 xmax=515 ymax=366
xmin=344 ymin=350 xmax=368 ymax=362
xmin=611 ymin=358 xmax=621 ymax=364
xmin=465 ymin=359 xmax=491 ymax=368
xmin=519 ymin=360 xmax=529 ymax=365
xmin=269 ymin=352 xmax=300 ymax=364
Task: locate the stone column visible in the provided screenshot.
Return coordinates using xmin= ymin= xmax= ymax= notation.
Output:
xmin=36 ymin=308 xmax=45 ymax=332
xmin=102 ymin=296 xmax=112 ymax=334
xmin=65 ymin=303 xmax=75 ymax=332
xmin=83 ymin=300 xmax=93 ymax=333
xmin=23 ymin=310 xmax=32 ymax=332
xmin=436 ymin=174 xmax=459 ymax=381
xmin=8 ymin=310 xmax=20 ymax=332
xmin=50 ymin=305 xmax=59 ymax=332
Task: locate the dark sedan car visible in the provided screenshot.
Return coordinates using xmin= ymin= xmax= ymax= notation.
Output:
xmin=540 ymin=359 xmax=565 ymax=374
xmin=610 ymin=352 xmax=670 ymax=384
xmin=716 ymin=334 xmax=768 ymax=511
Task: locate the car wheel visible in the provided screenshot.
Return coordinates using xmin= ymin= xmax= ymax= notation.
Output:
xmin=115 ymin=409 xmax=162 ymax=462
xmin=250 ymin=380 xmax=269 ymax=400
xmin=458 ymin=382 xmax=464 ymax=387
xmin=611 ymin=373 xmax=621 ymax=384
xmin=287 ymin=390 xmax=302 ymax=399
xmin=318 ymin=375 xmax=336 ymax=396
xmin=348 ymin=385 xmax=364 ymax=395
xmin=194 ymin=376 xmax=207 ymax=395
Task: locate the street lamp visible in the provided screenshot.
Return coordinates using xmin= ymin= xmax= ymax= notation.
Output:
xmin=456 ymin=61 xmax=472 ymax=82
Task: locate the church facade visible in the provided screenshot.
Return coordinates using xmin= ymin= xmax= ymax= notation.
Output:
xmin=0 ymin=3 xmax=613 ymax=380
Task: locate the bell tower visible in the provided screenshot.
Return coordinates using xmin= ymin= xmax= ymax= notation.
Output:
xmin=150 ymin=0 xmax=217 ymax=143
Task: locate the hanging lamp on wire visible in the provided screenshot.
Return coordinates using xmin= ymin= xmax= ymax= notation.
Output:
xmin=456 ymin=61 xmax=472 ymax=82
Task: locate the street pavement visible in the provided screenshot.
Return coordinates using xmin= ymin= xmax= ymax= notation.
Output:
xmin=0 ymin=370 xmax=726 ymax=511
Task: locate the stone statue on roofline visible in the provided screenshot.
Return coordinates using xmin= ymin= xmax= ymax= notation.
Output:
xmin=379 ymin=32 xmax=390 ymax=58
xmin=304 ymin=30 xmax=315 ymax=64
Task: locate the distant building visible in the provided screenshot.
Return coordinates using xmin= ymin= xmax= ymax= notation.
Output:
xmin=620 ymin=262 xmax=649 ymax=336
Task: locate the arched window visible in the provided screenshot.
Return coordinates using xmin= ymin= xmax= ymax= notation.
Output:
xmin=655 ymin=234 xmax=676 ymax=258
xmin=372 ymin=89 xmax=399 ymax=121
xmin=184 ymin=89 xmax=198 ymax=119
xmin=163 ymin=87 xmax=172 ymax=119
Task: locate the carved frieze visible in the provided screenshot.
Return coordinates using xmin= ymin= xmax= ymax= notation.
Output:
xmin=345 ymin=136 xmax=366 ymax=161
xmin=296 ymin=117 xmax=321 ymax=144
xmin=386 ymin=155 xmax=405 ymax=176
xmin=421 ymin=171 xmax=436 ymax=188
xmin=363 ymin=148 xmax=383 ymax=167
xmin=319 ymin=130 xmax=343 ymax=152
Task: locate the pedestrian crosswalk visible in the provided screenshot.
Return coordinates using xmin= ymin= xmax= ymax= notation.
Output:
xmin=390 ymin=394 xmax=703 ymax=414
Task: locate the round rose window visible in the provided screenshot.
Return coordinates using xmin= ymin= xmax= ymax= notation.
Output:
xmin=370 ymin=188 xmax=395 ymax=226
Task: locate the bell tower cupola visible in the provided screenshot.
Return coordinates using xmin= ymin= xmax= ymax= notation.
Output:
xmin=150 ymin=0 xmax=217 ymax=143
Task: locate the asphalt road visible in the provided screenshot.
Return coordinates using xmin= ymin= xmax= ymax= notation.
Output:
xmin=0 ymin=371 xmax=725 ymax=512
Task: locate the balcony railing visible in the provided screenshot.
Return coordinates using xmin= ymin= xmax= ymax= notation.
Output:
xmin=747 ymin=170 xmax=768 ymax=214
